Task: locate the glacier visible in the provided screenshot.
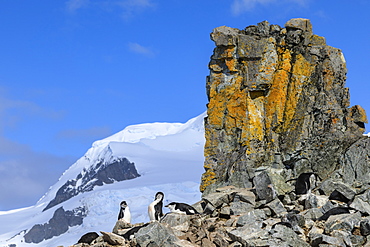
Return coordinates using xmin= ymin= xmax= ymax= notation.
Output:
xmin=0 ymin=112 xmax=206 ymax=247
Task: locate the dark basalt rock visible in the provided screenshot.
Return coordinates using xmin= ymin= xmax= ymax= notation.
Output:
xmin=43 ymin=157 xmax=140 ymax=211
xmin=24 ymin=206 xmax=86 ymax=244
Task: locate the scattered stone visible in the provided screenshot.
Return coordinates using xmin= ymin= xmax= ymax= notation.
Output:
xmin=320 ymin=179 xmax=356 ymax=203
xmin=233 ymin=188 xmax=256 ymax=206
xmin=265 ymin=198 xmax=287 ymax=217
xmin=100 ymin=231 xmax=126 ymax=246
xmin=229 ymin=201 xmax=253 ymax=215
xmin=253 ymin=170 xmax=277 ymax=202
xmin=310 ymin=234 xmax=346 ymax=247
xmin=235 ymin=209 xmax=266 ymax=227
xmin=135 ymin=221 xmax=180 ymax=247
xmin=324 ymin=212 xmax=362 ymax=234
xmin=112 ymin=219 xmax=133 ymax=235
xmin=360 ymin=219 xmax=370 ymax=236
xmin=202 ymin=192 xmax=229 ymax=208
xmin=350 ymin=196 xmax=370 ymax=215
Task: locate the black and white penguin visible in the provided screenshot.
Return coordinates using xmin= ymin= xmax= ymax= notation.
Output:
xmin=148 ymin=192 xmax=164 ymax=221
xmin=165 ymin=202 xmax=199 ymax=215
xmin=77 ymin=232 xmax=99 ymax=244
xmin=294 ymin=172 xmax=318 ymax=195
xmin=118 ymin=200 xmax=131 ymax=223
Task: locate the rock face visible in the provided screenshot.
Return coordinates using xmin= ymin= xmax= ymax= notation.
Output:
xmin=44 ymin=157 xmax=140 ymax=211
xmin=24 ymin=206 xmax=86 ymax=244
xmin=201 ymin=18 xmax=367 ymax=193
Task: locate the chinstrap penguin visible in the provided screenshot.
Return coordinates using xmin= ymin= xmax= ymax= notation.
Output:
xmin=148 ymin=192 xmax=164 ymax=221
xmin=165 ymin=202 xmax=199 ymax=215
xmin=118 ymin=200 xmax=131 ymax=223
xmin=287 ymin=172 xmax=318 ymax=195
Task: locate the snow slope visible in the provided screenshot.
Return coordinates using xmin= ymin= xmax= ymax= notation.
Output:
xmin=0 ymin=112 xmax=206 ymax=247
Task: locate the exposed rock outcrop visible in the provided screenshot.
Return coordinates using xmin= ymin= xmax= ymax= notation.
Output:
xmin=201 ymin=18 xmax=367 ymax=193
xmin=44 ymin=157 xmax=140 ymax=211
xmin=24 ymin=206 xmax=86 ymax=244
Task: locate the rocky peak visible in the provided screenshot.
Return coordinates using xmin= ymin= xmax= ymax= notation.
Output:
xmin=201 ymin=18 xmax=367 ymax=193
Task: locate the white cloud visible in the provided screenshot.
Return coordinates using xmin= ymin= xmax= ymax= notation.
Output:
xmin=0 ymin=136 xmax=74 ymax=210
xmin=231 ymin=0 xmax=309 ymax=15
xmin=128 ymin=42 xmax=155 ymax=57
xmin=0 ymin=90 xmax=72 ymax=210
xmin=0 ymin=92 xmax=64 ymax=131
xmin=66 ymin=0 xmax=90 ymax=13
xmin=115 ymin=0 xmax=155 ymax=19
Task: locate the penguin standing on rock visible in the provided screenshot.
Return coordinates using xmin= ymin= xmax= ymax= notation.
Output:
xmin=118 ymin=200 xmax=131 ymax=223
xmin=165 ymin=202 xmax=199 ymax=215
xmin=295 ymin=173 xmax=318 ymax=195
xmin=148 ymin=192 xmax=164 ymax=221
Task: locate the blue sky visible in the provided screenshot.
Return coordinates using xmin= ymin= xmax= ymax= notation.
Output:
xmin=0 ymin=0 xmax=369 ymax=210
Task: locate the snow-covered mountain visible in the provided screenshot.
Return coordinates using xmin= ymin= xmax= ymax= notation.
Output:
xmin=0 ymin=112 xmax=206 ymax=247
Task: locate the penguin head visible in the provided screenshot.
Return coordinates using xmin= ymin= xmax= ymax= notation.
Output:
xmin=120 ymin=201 xmax=128 ymax=209
xmin=165 ymin=202 xmax=176 ymax=211
xmin=155 ymin=192 xmax=164 ymax=201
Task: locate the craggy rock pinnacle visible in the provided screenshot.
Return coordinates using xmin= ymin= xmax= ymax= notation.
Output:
xmin=201 ymin=18 xmax=367 ymax=193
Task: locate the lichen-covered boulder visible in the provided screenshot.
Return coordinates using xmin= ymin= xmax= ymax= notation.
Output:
xmin=201 ymin=18 xmax=367 ymax=193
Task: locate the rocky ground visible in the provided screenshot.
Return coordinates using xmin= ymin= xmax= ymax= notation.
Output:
xmin=69 ymin=164 xmax=370 ymax=247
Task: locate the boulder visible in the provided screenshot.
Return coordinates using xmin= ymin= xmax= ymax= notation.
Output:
xmin=227 ymin=223 xmax=269 ymax=246
xmin=271 ymin=224 xmax=310 ymax=247
xmin=253 ymin=168 xmax=292 ymax=202
xmin=320 ymin=179 xmax=356 ymax=203
xmin=235 ymin=209 xmax=266 ymax=227
xmin=160 ymin=213 xmax=194 ymax=236
xmin=100 ymin=231 xmax=126 ymax=246
xmin=134 ymin=221 xmax=180 ymax=247
xmin=229 ymin=201 xmax=253 ymax=215
xmin=339 ymin=138 xmax=370 ymax=187
xmin=310 ymin=234 xmax=346 ymax=247
xmin=202 ymin=191 xmax=230 ymax=209
xmin=265 ymin=198 xmax=287 ymax=217
xmin=350 ymin=196 xmax=370 ymax=215
xmin=112 ymin=219 xmax=133 ymax=235
xmin=324 ymin=212 xmax=362 ymax=234
xmin=360 ymin=219 xmax=370 ymax=236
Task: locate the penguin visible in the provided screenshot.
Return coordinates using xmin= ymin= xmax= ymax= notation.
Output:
xmin=77 ymin=232 xmax=99 ymax=244
xmin=118 ymin=200 xmax=131 ymax=223
xmin=148 ymin=192 xmax=164 ymax=221
xmin=165 ymin=202 xmax=199 ymax=215
xmin=287 ymin=172 xmax=318 ymax=195
xmin=295 ymin=172 xmax=318 ymax=195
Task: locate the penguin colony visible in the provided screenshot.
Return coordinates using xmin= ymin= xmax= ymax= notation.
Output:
xmin=117 ymin=191 xmax=199 ymax=226
xmin=117 ymin=172 xmax=325 ymax=224
xmin=77 ymin=172 xmax=351 ymax=244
